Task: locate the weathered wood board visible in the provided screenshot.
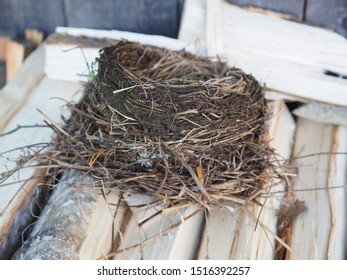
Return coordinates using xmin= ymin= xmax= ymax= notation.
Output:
xmin=5 ymin=39 xmax=36 ymax=82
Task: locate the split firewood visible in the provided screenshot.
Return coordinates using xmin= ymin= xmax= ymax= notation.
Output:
xmin=6 ymin=39 xmax=36 ymax=82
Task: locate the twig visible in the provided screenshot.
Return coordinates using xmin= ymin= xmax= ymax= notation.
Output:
xmin=0 ymin=124 xmax=49 ymax=137
xmin=36 ymin=108 xmax=70 ymax=137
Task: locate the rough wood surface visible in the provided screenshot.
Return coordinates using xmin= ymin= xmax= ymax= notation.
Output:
xmin=5 ymin=39 xmax=25 ymax=82
xmin=113 ymin=196 xmax=204 ymax=260
xmin=287 ymin=119 xmax=347 ymax=259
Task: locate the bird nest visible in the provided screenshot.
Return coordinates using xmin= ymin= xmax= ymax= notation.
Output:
xmin=41 ymin=41 xmax=277 ymax=211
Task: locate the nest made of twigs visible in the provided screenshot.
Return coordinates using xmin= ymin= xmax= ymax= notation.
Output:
xmin=41 ymin=41 xmax=277 ymax=211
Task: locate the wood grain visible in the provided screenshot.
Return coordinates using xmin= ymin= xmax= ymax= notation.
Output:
xmin=287 ymin=120 xmax=347 ymax=259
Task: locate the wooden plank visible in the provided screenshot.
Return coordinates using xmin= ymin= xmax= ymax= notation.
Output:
xmin=63 ymin=0 xmax=181 ymax=38
xmin=197 ymin=101 xmax=296 ymax=259
xmin=0 ymin=77 xmax=83 ymax=259
xmin=178 ymin=0 xmax=207 ymax=54
xmin=0 ymin=44 xmax=45 ymax=132
xmin=5 ymin=39 xmax=25 ymax=82
xmin=286 ymin=119 xmax=347 ymax=259
xmin=112 ymin=195 xmax=204 ymax=260
xmin=5 ymin=39 xmax=36 ymax=82
xmin=179 ymin=0 xmax=347 ymax=106
xmin=166 ymin=208 xmax=204 ymax=259
xmin=44 ymin=29 xmax=196 ymax=82
xmin=325 ymin=126 xmax=347 ymax=258
xmin=44 ymin=34 xmax=117 ymax=83
xmin=306 ymin=0 xmax=347 ymax=37
xmin=79 ymin=192 xmax=126 ymax=260
xmin=228 ymin=0 xmax=305 ymax=19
